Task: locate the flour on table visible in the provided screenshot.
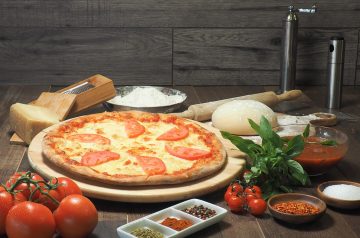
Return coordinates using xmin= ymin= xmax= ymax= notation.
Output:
xmin=111 ymin=87 xmax=184 ymax=107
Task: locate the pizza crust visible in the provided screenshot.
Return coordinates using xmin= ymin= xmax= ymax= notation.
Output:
xmin=42 ymin=111 xmax=226 ymax=186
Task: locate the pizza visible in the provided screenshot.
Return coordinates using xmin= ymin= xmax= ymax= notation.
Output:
xmin=42 ymin=111 xmax=226 ymax=185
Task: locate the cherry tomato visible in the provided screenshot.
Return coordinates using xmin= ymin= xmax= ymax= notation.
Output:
xmin=6 ymin=201 xmax=56 ymax=238
xmin=245 ymin=193 xmax=259 ymax=203
xmin=245 ymin=185 xmax=262 ymax=198
xmin=6 ymin=172 xmax=45 ymax=199
xmin=224 ymin=189 xmax=234 ymax=203
xmin=37 ymin=188 xmax=62 ymax=211
xmin=227 ymin=195 xmax=245 ymax=213
xmin=248 ymin=198 xmax=267 ymax=216
xmin=54 ymin=194 xmax=98 ymax=238
xmin=50 ymin=177 xmax=82 ymax=200
xmin=224 ymin=182 xmax=243 ymax=203
xmin=230 ymin=182 xmax=243 ymax=194
xmin=0 ymin=189 xmax=26 ymax=235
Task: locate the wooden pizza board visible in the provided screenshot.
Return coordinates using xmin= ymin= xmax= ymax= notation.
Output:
xmin=27 ymin=123 xmax=246 ymax=203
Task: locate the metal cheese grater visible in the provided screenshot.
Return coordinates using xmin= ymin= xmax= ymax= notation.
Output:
xmin=61 ymin=82 xmax=95 ymax=94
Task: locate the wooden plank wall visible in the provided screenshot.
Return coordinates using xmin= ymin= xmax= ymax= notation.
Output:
xmin=0 ymin=0 xmax=359 ymax=86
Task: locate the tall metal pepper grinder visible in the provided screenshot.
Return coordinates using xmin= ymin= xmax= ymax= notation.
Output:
xmin=280 ymin=5 xmax=317 ymax=93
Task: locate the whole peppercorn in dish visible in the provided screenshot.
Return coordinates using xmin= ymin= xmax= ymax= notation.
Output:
xmin=182 ymin=205 xmax=217 ymax=220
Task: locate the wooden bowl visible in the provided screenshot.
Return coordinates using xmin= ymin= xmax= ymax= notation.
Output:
xmin=317 ymin=181 xmax=360 ymax=209
xmin=268 ymin=193 xmax=326 ymax=224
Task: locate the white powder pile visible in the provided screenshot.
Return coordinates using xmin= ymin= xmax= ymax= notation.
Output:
xmin=323 ymin=184 xmax=360 ymax=201
xmin=112 ymin=87 xmax=184 ymax=107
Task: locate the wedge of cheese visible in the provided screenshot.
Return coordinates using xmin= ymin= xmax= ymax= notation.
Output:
xmin=10 ymin=103 xmax=60 ymax=144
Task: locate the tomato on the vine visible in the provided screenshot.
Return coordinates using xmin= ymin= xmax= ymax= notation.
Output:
xmin=224 ymin=182 xmax=243 ymax=203
xmin=6 ymin=201 xmax=56 ymax=238
xmin=227 ymin=195 xmax=245 ymax=213
xmin=244 ymin=185 xmax=262 ymax=198
xmin=245 ymin=193 xmax=259 ymax=203
xmin=230 ymin=182 xmax=243 ymax=194
xmin=54 ymin=194 xmax=98 ymax=238
xmin=6 ymin=172 xmax=45 ymax=199
xmin=38 ymin=188 xmax=62 ymax=211
xmin=248 ymin=198 xmax=267 ymax=216
xmin=50 ymin=177 xmax=82 ymax=200
xmin=0 ymin=189 xmax=26 ymax=235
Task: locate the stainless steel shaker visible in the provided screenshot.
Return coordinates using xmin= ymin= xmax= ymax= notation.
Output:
xmin=325 ymin=37 xmax=345 ymax=109
xmin=280 ymin=5 xmax=317 ymax=93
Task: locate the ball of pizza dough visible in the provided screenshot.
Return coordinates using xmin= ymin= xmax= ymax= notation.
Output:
xmin=212 ymin=100 xmax=278 ymax=135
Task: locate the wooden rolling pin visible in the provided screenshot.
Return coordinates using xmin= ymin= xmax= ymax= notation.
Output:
xmin=173 ymin=90 xmax=303 ymax=121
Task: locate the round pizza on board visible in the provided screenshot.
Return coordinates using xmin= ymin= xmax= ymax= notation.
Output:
xmin=42 ymin=111 xmax=226 ymax=185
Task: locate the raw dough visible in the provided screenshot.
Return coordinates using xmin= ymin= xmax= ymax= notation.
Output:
xmin=211 ymin=100 xmax=278 ymax=135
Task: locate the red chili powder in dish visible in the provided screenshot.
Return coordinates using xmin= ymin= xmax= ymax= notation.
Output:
xmin=160 ymin=217 xmax=193 ymax=231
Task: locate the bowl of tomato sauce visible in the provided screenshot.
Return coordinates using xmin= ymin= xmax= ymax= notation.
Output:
xmin=276 ymin=125 xmax=348 ymax=176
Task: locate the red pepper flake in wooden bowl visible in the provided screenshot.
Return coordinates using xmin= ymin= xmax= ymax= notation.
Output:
xmin=160 ymin=217 xmax=193 ymax=231
xmin=273 ymin=201 xmax=320 ymax=215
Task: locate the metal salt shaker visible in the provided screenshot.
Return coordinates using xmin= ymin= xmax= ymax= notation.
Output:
xmin=325 ymin=37 xmax=345 ymax=109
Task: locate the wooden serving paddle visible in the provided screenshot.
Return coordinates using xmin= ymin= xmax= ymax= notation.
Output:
xmin=173 ymin=90 xmax=303 ymax=122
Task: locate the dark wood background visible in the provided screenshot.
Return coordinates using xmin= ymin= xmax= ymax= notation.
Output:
xmin=0 ymin=0 xmax=359 ymax=86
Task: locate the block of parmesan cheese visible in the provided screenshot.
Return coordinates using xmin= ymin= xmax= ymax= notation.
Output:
xmin=10 ymin=103 xmax=60 ymax=144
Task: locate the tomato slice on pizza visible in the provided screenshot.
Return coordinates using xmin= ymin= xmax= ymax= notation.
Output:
xmin=165 ymin=145 xmax=211 ymax=160
xmin=136 ymin=155 xmax=166 ymax=175
xmin=157 ymin=125 xmax=189 ymax=141
xmin=125 ymin=120 xmax=145 ymax=138
xmin=67 ymin=134 xmax=110 ymax=144
xmin=81 ymin=151 xmax=120 ymax=166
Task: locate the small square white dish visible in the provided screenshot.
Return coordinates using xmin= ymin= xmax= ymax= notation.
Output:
xmin=117 ymin=199 xmax=227 ymax=238
xmin=117 ymin=218 xmax=176 ymax=238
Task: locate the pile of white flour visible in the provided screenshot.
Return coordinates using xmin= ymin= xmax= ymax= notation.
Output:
xmin=111 ymin=87 xmax=184 ymax=107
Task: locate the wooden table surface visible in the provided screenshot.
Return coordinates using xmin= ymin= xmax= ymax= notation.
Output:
xmin=1 ymin=85 xmax=360 ymax=238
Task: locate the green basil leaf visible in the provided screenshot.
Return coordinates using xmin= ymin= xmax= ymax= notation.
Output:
xmin=250 ymin=166 xmax=260 ymax=175
xmin=287 ymin=160 xmax=308 ymax=185
xmin=290 ymin=171 xmax=308 ymax=185
xmin=248 ymin=143 xmax=264 ymax=155
xmin=286 ymin=160 xmax=305 ymax=174
xmin=303 ymin=124 xmax=310 ymax=138
xmin=279 ymin=185 xmax=293 ymax=193
xmin=258 ymin=159 xmax=269 ymax=175
xmin=221 ymin=131 xmax=256 ymax=156
xmin=248 ymin=118 xmax=260 ymax=134
xmin=250 ymin=116 xmax=283 ymax=148
xmin=262 ymin=141 xmax=274 ymax=155
xmin=285 ymin=135 xmax=304 ymax=159
xmin=320 ymin=140 xmax=337 ymax=146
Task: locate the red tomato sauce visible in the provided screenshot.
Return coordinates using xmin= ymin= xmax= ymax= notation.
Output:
xmin=294 ymin=136 xmax=347 ymax=175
